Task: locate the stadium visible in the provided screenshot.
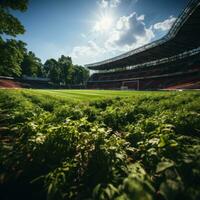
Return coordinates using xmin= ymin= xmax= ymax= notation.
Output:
xmin=1 ymin=1 xmax=200 ymax=200
xmin=86 ymin=0 xmax=200 ymax=90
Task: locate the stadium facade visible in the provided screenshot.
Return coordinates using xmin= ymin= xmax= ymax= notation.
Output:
xmin=86 ymin=0 xmax=200 ymax=90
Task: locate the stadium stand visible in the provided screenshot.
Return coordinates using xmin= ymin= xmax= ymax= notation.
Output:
xmin=0 ymin=76 xmax=52 ymax=89
xmin=0 ymin=76 xmax=87 ymax=89
xmin=86 ymin=0 xmax=200 ymax=90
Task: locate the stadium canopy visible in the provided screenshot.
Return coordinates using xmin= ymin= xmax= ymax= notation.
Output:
xmin=86 ymin=0 xmax=200 ymax=71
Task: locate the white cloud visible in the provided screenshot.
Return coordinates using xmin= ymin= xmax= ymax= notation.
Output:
xmin=70 ymin=14 xmax=177 ymax=65
xmin=99 ymin=0 xmax=121 ymax=8
xmin=137 ymin=14 xmax=145 ymax=21
xmin=99 ymin=0 xmax=109 ymax=8
xmin=70 ymin=40 xmax=105 ymax=64
xmin=154 ymin=16 xmax=176 ymax=31
xmin=105 ymin=12 xmax=155 ymax=52
xmin=93 ymin=15 xmax=113 ymax=32
xmin=110 ymin=0 xmax=121 ymax=7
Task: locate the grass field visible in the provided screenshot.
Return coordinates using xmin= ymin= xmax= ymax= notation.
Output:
xmin=0 ymin=89 xmax=200 ymax=200
xmin=20 ymin=89 xmax=155 ymax=101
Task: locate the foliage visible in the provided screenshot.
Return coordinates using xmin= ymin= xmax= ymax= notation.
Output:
xmin=0 ymin=0 xmax=28 ymax=37
xmin=44 ymin=56 xmax=89 ymax=86
xmin=0 ymin=39 xmax=26 ymax=77
xmin=0 ymin=0 xmax=28 ymax=77
xmin=0 ymin=0 xmax=28 ymax=12
xmin=21 ymin=51 xmax=43 ymax=77
xmin=71 ymin=65 xmax=90 ymax=85
xmin=0 ymin=90 xmax=200 ymax=200
xmin=44 ymin=59 xmax=61 ymax=83
xmin=58 ymin=55 xmax=73 ymax=85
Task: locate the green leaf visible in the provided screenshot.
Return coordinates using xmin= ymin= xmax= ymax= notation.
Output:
xmin=158 ymin=139 xmax=166 ymax=147
xmin=156 ymin=160 xmax=174 ymax=173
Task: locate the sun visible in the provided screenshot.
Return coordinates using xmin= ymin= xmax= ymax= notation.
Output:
xmin=94 ymin=15 xmax=113 ymax=32
xmin=99 ymin=16 xmax=112 ymax=30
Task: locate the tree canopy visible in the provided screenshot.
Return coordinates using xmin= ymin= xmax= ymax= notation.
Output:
xmin=44 ymin=55 xmax=89 ymax=86
xmin=0 ymin=0 xmax=28 ymax=37
xmin=44 ymin=58 xmax=61 ymax=83
xmin=0 ymin=0 xmax=29 ymax=77
xmin=72 ymin=65 xmax=90 ymax=85
xmin=0 ymin=39 xmax=26 ymax=77
xmin=21 ymin=51 xmax=43 ymax=77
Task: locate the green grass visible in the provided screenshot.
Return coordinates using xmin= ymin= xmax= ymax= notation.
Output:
xmin=1 ymin=89 xmax=178 ymax=101
xmin=22 ymin=89 xmax=144 ymax=101
xmin=0 ymin=89 xmax=200 ymax=200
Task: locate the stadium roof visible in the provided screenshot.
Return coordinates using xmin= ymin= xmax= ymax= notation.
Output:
xmin=86 ymin=0 xmax=200 ymax=71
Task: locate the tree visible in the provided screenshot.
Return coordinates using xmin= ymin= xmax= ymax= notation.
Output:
xmin=44 ymin=56 xmax=89 ymax=86
xmin=44 ymin=59 xmax=61 ymax=84
xmin=21 ymin=51 xmax=43 ymax=77
xmin=0 ymin=0 xmax=29 ymax=77
xmin=0 ymin=0 xmax=28 ymax=38
xmin=0 ymin=39 xmax=26 ymax=77
xmin=58 ymin=55 xmax=73 ymax=85
xmin=72 ymin=65 xmax=89 ymax=85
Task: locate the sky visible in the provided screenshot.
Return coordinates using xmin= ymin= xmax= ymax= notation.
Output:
xmin=12 ymin=0 xmax=189 ymax=65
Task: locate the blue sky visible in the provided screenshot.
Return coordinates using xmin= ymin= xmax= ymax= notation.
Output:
xmin=13 ymin=0 xmax=189 ymax=65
